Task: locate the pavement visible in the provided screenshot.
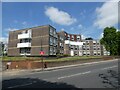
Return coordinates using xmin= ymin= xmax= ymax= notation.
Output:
xmin=2 ymin=59 xmax=119 ymax=88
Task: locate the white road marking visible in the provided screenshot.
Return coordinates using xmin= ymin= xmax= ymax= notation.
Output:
xmin=57 ymin=65 xmax=118 ymax=80
xmin=100 ymin=65 xmax=118 ymax=70
xmin=8 ymin=83 xmax=33 ymax=88
xmin=58 ymin=71 xmax=91 ymax=79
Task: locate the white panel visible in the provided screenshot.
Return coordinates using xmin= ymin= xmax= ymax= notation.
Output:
xmin=93 ymin=41 xmax=96 ymax=43
xmin=71 ymin=50 xmax=74 ymax=56
xmin=17 ymin=43 xmax=31 ymax=48
xmin=18 ymin=30 xmax=31 ymax=39
xmin=20 ymin=53 xmax=31 ymax=55
xmin=65 ymin=40 xmax=84 ymax=46
xmin=79 ymin=51 xmax=82 ymax=56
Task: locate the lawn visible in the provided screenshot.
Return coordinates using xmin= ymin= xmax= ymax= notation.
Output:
xmin=1 ymin=56 xmax=102 ymax=62
xmin=43 ymin=56 xmax=102 ymax=62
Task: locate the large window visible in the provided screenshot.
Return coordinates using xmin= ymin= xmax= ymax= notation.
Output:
xmin=20 ymin=39 xmax=31 ymax=43
xmin=60 ymin=36 xmax=64 ymax=41
xmin=67 ymin=35 xmax=70 ymax=40
xmin=71 ymin=35 xmax=74 ymax=40
xmin=77 ymin=36 xmax=80 ymax=41
xmin=50 ymin=37 xmax=53 ymax=45
xmin=49 ymin=47 xmax=53 ymax=55
xmin=20 ymin=48 xmax=31 ymax=54
xmin=50 ymin=28 xmax=54 ymax=36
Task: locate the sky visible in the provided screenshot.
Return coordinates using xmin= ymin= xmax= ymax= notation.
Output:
xmin=1 ymin=1 xmax=118 ymax=43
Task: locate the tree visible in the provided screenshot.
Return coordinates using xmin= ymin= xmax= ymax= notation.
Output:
xmin=117 ymin=31 xmax=120 ymax=55
xmin=100 ymin=27 xmax=118 ymax=56
xmin=85 ymin=37 xmax=93 ymax=40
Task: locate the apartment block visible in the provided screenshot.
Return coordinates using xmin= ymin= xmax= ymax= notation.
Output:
xmin=82 ymin=40 xmax=103 ymax=56
xmin=57 ymin=31 xmax=82 ymax=56
xmin=8 ymin=25 xmax=58 ymax=56
xmin=8 ymin=25 xmax=109 ymax=56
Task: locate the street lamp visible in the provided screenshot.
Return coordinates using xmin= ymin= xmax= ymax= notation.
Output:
xmin=40 ymin=39 xmax=44 ymax=70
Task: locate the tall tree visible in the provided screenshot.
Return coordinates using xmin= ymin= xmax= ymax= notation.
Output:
xmin=100 ymin=27 xmax=118 ymax=55
xmin=117 ymin=31 xmax=120 ymax=55
xmin=85 ymin=37 xmax=93 ymax=40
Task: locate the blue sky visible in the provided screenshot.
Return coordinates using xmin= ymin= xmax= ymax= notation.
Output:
xmin=2 ymin=2 xmax=118 ymax=43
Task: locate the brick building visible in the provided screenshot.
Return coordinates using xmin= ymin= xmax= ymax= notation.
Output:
xmin=8 ymin=25 xmax=58 ymax=56
xmin=8 ymin=25 xmax=109 ymax=56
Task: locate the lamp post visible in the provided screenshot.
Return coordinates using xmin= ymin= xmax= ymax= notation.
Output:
xmin=41 ymin=39 xmax=44 ymax=70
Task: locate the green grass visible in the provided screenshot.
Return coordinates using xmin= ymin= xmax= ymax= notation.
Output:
xmin=44 ymin=56 xmax=102 ymax=62
xmin=1 ymin=56 xmax=41 ymax=61
xmin=1 ymin=56 xmax=102 ymax=62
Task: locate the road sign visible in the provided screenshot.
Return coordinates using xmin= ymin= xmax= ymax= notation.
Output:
xmin=40 ymin=51 xmax=45 ymax=55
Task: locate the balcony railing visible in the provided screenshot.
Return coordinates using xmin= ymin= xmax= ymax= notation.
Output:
xmin=17 ymin=42 xmax=31 ymax=48
xmin=18 ymin=33 xmax=31 ymax=39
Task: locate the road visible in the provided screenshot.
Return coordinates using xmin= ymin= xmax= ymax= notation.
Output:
xmin=2 ymin=59 xmax=119 ymax=89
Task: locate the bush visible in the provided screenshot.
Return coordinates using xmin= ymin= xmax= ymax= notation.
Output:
xmin=63 ymin=54 xmax=70 ymax=57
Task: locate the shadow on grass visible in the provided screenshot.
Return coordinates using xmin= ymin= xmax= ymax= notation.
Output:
xmin=2 ymin=78 xmax=82 ymax=89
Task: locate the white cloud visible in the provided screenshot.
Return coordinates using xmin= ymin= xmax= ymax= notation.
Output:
xmin=45 ymin=6 xmax=77 ymax=25
xmin=0 ymin=37 xmax=8 ymax=44
xmin=94 ymin=1 xmax=118 ymax=29
xmin=61 ymin=28 xmax=65 ymax=31
xmin=22 ymin=21 xmax=27 ymax=25
xmin=81 ymin=35 xmax=87 ymax=39
xmin=4 ymin=28 xmax=18 ymax=32
xmin=70 ymin=27 xmax=74 ymax=30
xmin=3 ymin=28 xmax=18 ymax=37
xmin=99 ymin=33 xmax=104 ymax=39
xmin=78 ymin=24 xmax=83 ymax=29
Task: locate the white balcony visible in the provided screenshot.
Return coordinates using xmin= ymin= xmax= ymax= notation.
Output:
xmin=20 ymin=53 xmax=31 ymax=55
xmin=17 ymin=43 xmax=31 ymax=48
xmin=18 ymin=33 xmax=31 ymax=39
xmin=65 ymin=40 xmax=84 ymax=46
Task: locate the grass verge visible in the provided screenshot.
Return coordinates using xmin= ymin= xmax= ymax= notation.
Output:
xmin=1 ymin=56 xmax=102 ymax=62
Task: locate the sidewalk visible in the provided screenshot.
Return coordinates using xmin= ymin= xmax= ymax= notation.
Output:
xmin=1 ymin=59 xmax=118 ymax=77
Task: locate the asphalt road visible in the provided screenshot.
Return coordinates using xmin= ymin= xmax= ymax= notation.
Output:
xmin=2 ymin=59 xmax=119 ymax=89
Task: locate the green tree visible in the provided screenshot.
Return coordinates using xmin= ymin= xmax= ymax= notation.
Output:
xmin=100 ymin=27 xmax=118 ymax=56
xmin=117 ymin=31 xmax=120 ymax=55
xmin=85 ymin=37 xmax=93 ymax=40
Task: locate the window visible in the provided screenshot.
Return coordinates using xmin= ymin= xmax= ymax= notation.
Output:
xmin=94 ymin=53 xmax=97 ymax=55
xmin=77 ymin=36 xmax=80 ymax=41
xmin=71 ymin=35 xmax=74 ymax=40
xmin=20 ymin=39 xmax=31 ymax=43
xmin=71 ymin=45 xmax=74 ymax=50
xmin=83 ymin=43 xmax=85 ymax=45
xmin=97 ymin=48 xmax=100 ymax=50
xmin=50 ymin=37 xmax=53 ymax=45
xmin=50 ymin=28 xmax=53 ymax=36
xmin=55 ymin=34 xmax=58 ymax=38
xmin=54 ymin=39 xmax=56 ymax=44
xmin=87 ymin=48 xmax=89 ymax=50
xmin=20 ymin=48 xmax=31 ymax=54
xmin=54 ymin=31 xmax=56 ymax=35
xmin=53 ymin=47 xmax=56 ymax=53
xmin=83 ymin=48 xmax=86 ymax=50
xmin=98 ymin=53 xmax=100 ymax=55
xmin=49 ymin=47 xmax=53 ymax=55
xmin=83 ymin=51 xmax=86 ymax=54
xmin=94 ymin=48 xmax=96 ymax=50
xmin=77 ymin=35 xmax=80 ymax=39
